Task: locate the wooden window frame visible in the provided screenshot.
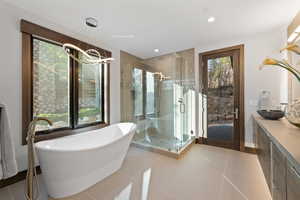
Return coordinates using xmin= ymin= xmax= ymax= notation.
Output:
xmin=21 ymin=20 xmax=111 ymax=145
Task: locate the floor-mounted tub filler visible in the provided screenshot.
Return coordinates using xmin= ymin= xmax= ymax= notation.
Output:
xmin=35 ymin=123 xmax=136 ymax=199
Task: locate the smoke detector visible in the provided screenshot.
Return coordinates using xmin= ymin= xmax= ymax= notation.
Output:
xmin=85 ymin=17 xmax=98 ymax=28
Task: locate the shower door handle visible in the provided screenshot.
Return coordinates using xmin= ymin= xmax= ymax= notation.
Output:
xmin=180 ymin=102 xmax=185 ymax=113
xmin=178 ymin=98 xmax=185 ymax=113
xmin=180 ymin=103 xmax=185 ymax=113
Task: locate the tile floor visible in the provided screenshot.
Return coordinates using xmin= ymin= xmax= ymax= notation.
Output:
xmin=0 ymin=145 xmax=271 ymax=200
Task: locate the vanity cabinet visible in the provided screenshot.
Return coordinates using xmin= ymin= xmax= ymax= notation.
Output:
xmin=286 ymin=161 xmax=300 ymax=200
xmin=253 ymin=115 xmax=300 ymax=200
xmin=272 ymin=143 xmax=286 ymax=200
xmin=256 ymin=126 xmax=271 ymax=190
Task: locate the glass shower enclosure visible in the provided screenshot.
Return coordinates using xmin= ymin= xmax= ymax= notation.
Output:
xmin=121 ymin=49 xmax=196 ymax=153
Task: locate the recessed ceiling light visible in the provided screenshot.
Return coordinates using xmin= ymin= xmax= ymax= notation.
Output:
xmin=154 ymin=49 xmax=159 ymax=53
xmin=85 ymin=17 xmax=98 ymax=28
xmin=208 ymin=17 xmax=215 ymax=23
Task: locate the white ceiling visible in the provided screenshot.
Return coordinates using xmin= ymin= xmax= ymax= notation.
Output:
xmin=4 ymin=0 xmax=300 ymax=58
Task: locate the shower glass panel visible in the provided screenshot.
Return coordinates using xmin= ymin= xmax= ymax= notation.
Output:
xmin=124 ymin=49 xmax=195 ymax=153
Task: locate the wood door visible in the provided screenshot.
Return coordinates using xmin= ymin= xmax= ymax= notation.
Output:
xmin=199 ymin=45 xmax=244 ymax=150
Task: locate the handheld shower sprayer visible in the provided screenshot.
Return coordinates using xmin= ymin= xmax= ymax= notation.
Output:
xmin=25 ymin=117 xmax=52 ymax=200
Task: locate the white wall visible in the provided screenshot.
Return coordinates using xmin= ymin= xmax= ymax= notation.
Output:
xmin=0 ymin=0 xmax=289 ymax=173
xmin=0 ymin=1 xmax=120 ymax=172
xmin=196 ymin=28 xmax=288 ymax=147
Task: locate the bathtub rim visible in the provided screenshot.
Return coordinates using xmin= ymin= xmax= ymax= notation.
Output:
xmin=35 ymin=122 xmax=136 ymax=153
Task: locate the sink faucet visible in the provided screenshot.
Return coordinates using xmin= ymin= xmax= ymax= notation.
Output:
xmin=25 ymin=117 xmax=52 ymax=200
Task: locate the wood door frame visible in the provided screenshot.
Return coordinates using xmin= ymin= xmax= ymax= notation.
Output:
xmin=199 ymin=44 xmax=245 ymax=151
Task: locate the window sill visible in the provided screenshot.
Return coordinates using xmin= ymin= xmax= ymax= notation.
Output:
xmin=22 ymin=122 xmax=109 ymax=145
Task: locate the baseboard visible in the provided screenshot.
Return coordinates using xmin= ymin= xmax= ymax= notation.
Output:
xmin=244 ymin=147 xmax=257 ymax=154
xmin=195 ymin=137 xmax=205 ymax=144
xmin=196 ymin=137 xmax=257 ymax=154
xmin=0 ymin=166 xmax=41 ymax=188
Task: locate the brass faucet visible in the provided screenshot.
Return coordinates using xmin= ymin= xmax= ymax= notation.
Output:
xmin=25 ymin=117 xmax=52 ymax=200
xmin=26 ymin=117 xmax=53 ymax=141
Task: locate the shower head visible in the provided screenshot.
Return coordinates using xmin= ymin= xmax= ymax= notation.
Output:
xmin=153 ymin=72 xmax=170 ymax=81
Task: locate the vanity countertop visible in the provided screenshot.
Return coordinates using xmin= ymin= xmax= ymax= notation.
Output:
xmin=253 ymin=113 xmax=300 ymax=171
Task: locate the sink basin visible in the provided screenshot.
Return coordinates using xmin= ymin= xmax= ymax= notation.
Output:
xmin=257 ymin=110 xmax=284 ymax=120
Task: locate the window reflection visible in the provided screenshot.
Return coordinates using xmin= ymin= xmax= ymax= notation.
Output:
xmin=32 ymin=38 xmax=70 ymax=131
xmin=78 ymin=55 xmax=103 ymax=125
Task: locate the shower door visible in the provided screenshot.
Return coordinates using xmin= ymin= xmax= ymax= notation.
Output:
xmin=201 ymin=47 xmax=244 ymax=150
xmin=174 ymin=55 xmax=195 ymax=149
xmin=174 ymin=84 xmax=193 ymax=148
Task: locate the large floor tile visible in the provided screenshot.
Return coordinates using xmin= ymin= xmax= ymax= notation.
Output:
xmin=0 ymin=187 xmax=13 ymax=200
xmin=0 ymin=145 xmax=271 ymax=200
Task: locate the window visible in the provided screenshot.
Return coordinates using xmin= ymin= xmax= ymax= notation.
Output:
xmin=78 ymin=54 xmax=104 ymax=125
xmin=146 ymin=71 xmax=155 ymax=114
xmin=21 ymin=20 xmax=110 ymax=144
xmin=132 ymin=68 xmax=156 ymax=118
xmin=133 ymin=68 xmax=143 ymax=117
xmin=32 ymin=39 xmax=71 ymax=131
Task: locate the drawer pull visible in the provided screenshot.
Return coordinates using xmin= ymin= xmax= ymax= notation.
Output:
xmin=291 ymin=166 xmax=300 ymax=179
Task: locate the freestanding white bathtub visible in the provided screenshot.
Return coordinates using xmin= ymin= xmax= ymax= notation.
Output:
xmin=35 ymin=123 xmax=136 ymax=199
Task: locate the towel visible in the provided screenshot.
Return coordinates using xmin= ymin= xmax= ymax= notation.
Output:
xmin=0 ymin=104 xmax=18 ymax=179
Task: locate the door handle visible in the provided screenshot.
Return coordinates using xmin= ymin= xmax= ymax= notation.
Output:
xmin=233 ymin=108 xmax=239 ymax=119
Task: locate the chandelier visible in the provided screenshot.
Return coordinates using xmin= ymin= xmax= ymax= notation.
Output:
xmin=62 ymin=43 xmax=114 ymax=64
